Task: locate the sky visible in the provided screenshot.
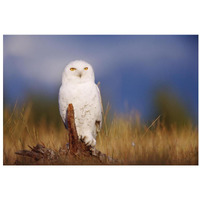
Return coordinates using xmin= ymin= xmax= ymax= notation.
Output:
xmin=3 ymin=35 xmax=198 ymax=122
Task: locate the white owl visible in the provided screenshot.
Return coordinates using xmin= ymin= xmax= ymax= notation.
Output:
xmin=58 ymin=60 xmax=102 ymax=147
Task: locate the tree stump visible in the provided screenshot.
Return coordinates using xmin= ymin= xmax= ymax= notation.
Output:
xmin=67 ymin=104 xmax=91 ymax=156
xmin=15 ymin=104 xmax=117 ymax=165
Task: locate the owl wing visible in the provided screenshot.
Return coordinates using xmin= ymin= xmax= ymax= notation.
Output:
xmin=95 ymin=84 xmax=103 ymax=134
xmin=58 ymin=86 xmax=68 ymax=129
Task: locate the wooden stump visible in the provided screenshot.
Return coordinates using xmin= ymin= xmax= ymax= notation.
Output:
xmin=15 ymin=104 xmax=117 ymax=165
xmin=67 ymin=104 xmax=91 ymax=156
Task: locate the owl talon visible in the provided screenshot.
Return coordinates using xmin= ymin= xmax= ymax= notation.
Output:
xmin=81 ymin=135 xmax=96 ymax=147
xmin=79 ymin=135 xmax=85 ymax=143
xmin=78 ymin=135 xmax=83 ymax=140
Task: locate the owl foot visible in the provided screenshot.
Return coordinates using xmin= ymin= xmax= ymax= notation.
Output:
xmin=79 ymin=135 xmax=96 ymax=147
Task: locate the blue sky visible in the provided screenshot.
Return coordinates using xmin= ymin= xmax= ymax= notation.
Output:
xmin=3 ymin=35 xmax=198 ymax=121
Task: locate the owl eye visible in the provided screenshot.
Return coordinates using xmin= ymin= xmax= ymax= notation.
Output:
xmin=84 ymin=67 xmax=88 ymax=70
xmin=70 ymin=68 xmax=76 ymax=71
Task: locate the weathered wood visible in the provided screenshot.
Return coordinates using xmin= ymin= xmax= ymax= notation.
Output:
xmin=67 ymin=103 xmax=92 ymax=156
xmin=67 ymin=103 xmax=79 ymax=154
xmin=15 ymin=143 xmax=58 ymax=161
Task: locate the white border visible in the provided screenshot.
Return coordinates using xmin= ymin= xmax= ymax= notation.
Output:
xmin=1 ymin=0 xmax=199 ymax=200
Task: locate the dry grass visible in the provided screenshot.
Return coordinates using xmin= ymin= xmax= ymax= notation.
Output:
xmin=3 ymin=103 xmax=198 ymax=165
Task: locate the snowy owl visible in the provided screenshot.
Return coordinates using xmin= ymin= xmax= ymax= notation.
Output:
xmin=58 ymin=60 xmax=103 ymax=147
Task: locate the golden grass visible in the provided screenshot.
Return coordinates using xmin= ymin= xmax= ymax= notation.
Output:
xmin=3 ymin=103 xmax=198 ymax=165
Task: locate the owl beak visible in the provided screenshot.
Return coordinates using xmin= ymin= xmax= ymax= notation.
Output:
xmin=77 ymin=72 xmax=82 ymax=78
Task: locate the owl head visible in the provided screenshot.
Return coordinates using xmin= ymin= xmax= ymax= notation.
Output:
xmin=62 ymin=60 xmax=95 ymax=84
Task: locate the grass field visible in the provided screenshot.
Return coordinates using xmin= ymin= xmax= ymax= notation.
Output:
xmin=3 ymin=103 xmax=198 ymax=165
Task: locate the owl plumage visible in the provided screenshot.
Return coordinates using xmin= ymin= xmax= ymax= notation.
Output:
xmin=58 ymin=60 xmax=102 ymax=147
